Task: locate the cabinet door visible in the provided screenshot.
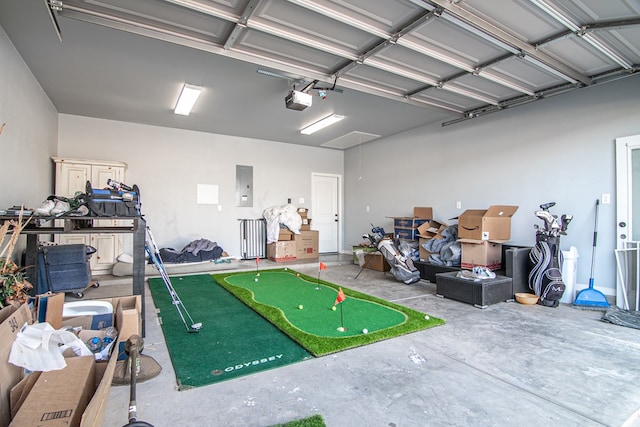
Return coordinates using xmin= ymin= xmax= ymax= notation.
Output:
xmin=58 ymin=234 xmax=90 ymax=247
xmin=90 ymin=233 xmax=121 ymax=273
xmin=91 ymin=164 xmax=123 ymax=189
xmin=56 ymin=163 xmax=91 ymax=197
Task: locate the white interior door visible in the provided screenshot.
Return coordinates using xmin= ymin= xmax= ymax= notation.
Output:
xmin=615 ymin=134 xmax=640 ymax=309
xmin=311 ymin=173 xmax=340 ymax=253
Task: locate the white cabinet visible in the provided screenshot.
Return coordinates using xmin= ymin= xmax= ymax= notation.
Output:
xmin=52 ymin=157 xmax=128 ymax=274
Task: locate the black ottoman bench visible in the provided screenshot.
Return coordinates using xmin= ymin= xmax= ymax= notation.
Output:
xmin=435 ymin=271 xmax=514 ymax=309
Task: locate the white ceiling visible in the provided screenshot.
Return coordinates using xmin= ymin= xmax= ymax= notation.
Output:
xmin=1 ymin=0 xmax=639 ymax=149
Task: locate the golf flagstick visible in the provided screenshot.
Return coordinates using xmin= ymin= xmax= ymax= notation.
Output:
xmin=317 ymin=261 xmax=327 ymax=289
xmin=256 ymin=257 xmax=260 ymax=276
xmin=334 ymin=287 xmax=346 ymax=331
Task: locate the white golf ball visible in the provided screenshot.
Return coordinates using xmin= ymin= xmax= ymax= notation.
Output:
xmin=424 ymin=315 xmax=430 ymax=320
xmin=254 ymin=278 xmax=258 ymax=282
xmin=362 ymin=328 xmax=368 ymax=334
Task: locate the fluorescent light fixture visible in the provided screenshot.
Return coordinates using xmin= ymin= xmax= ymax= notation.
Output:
xmin=174 ymin=83 xmax=202 ymax=115
xmin=300 ymin=114 xmax=344 ymax=135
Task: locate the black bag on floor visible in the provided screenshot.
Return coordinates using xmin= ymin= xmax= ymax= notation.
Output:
xmin=85 ymin=180 xmax=141 ymax=217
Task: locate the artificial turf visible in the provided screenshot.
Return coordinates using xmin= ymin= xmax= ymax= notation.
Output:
xmin=213 ymin=268 xmax=445 ymax=356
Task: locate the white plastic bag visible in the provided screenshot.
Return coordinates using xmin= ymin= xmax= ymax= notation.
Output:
xmin=9 ymin=322 xmax=93 ymax=372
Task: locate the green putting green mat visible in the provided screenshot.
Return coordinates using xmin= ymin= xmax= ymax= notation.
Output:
xmin=213 ymin=269 xmax=445 ymax=356
xmin=149 ymin=270 xmax=444 ymax=389
xmin=148 ymin=274 xmax=312 ymax=390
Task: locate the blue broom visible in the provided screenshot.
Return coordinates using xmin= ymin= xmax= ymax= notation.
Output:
xmin=573 ymin=199 xmax=610 ymax=309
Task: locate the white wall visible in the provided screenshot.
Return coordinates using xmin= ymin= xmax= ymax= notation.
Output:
xmin=57 ymin=115 xmax=344 ymax=256
xmin=0 ymin=26 xmax=58 ymax=254
xmin=344 ymin=74 xmax=640 ymax=295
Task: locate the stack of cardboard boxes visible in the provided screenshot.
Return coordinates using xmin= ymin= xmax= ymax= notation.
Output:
xmin=1 ymin=295 xmax=142 ymax=427
xmin=267 ymin=208 xmax=319 ymax=262
xmin=389 ymin=207 xmax=433 ymax=241
xmin=457 ymin=205 xmax=519 ymax=270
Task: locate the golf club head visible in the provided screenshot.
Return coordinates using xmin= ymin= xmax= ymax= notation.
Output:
xmin=561 ymin=214 xmax=573 ymax=231
xmin=540 ymin=202 xmax=556 ymax=211
xmin=535 ymin=210 xmax=555 ymax=229
xmin=189 ymin=323 xmax=203 ymax=333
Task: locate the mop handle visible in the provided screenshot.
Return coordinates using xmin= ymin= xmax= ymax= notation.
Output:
xmin=589 ymin=199 xmax=600 ymax=286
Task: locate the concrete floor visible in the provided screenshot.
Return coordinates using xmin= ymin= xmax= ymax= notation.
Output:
xmin=93 ymin=255 xmax=640 ymax=427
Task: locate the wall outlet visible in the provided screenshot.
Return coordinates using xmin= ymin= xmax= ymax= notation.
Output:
xmin=602 ymin=193 xmax=610 ymax=204
xmin=299 ymin=197 xmax=305 ymax=204
xmin=366 ymin=205 xmax=370 ymax=212
xmin=456 ymin=201 xmax=462 ymax=209
xmin=218 ymin=204 xmax=223 ymax=211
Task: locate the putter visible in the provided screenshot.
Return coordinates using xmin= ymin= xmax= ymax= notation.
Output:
xmin=146 ymin=226 xmax=202 ymax=333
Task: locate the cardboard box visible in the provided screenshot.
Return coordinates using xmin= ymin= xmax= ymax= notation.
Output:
xmin=417 ymin=220 xmax=448 ymax=239
xmin=59 ymin=296 xmax=141 ymax=361
xmin=5 ymin=297 xmax=126 ymax=427
xmin=457 ymin=205 xmax=518 ymax=241
xmin=418 ymin=237 xmax=436 ymax=261
xmin=294 ymin=230 xmax=319 ymax=259
xmin=460 ymin=239 xmax=503 ymax=270
xmin=267 ymin=241 xmax=297 ymax=262
xmin=390 ymin=207 xmax=433 ymax=241
xmin=114 ymin=296 xmax=141 ymax=341
xmin=34 ymin=292 xmax=65 ymax=330
xmin=297 ymin=208 xmax=308 ymax=219
xmin=0 ymin=303 xmax=33 ymax=427
xmin=10 ymin=356 xmax=96 ymax=427
xmin=352 ymin=246 xmax=377 ymax=264
xmin=300 ymin=218 xmax=312 ymax=231
xmin=362 ymin=252 xmax=391 ymax=272
xmin=10 ymin=348 xmax=118 ymax=427
xmin=278 ymin=228 xmax=294 ymax=241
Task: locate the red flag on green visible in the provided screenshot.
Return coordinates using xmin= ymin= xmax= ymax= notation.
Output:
xmin=319 ymin=262 xmax=327 ymax=271
xmin=334 ymin=288 xmax=346 ymax=306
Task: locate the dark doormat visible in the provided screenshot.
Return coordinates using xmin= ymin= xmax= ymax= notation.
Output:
xmin=601 ymin=307 xmax=640 ymax=330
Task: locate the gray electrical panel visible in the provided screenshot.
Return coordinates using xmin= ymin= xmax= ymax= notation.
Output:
xmin=236 ymin=165 xmax=253 ymax=207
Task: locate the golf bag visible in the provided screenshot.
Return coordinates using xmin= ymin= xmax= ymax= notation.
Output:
xmin=529 ymin=235 xmax=565 ymax=307
xmin=367 ymin=225 xmax=420 ymax=285
xmin=528 ymin=202 xmax=572 ymax=307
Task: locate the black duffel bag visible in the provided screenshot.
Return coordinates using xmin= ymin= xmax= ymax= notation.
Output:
xmin=84 ymin=180 xmax=141 ymax=217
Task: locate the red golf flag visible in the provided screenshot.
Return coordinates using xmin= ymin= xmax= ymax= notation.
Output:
xmin=319 ymin=262 xmax=327 ymax=271
xmin=256 ymin=257 xmax=260 ymax=264
xmin=334 ymin=287 xmax=346 ymax=306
